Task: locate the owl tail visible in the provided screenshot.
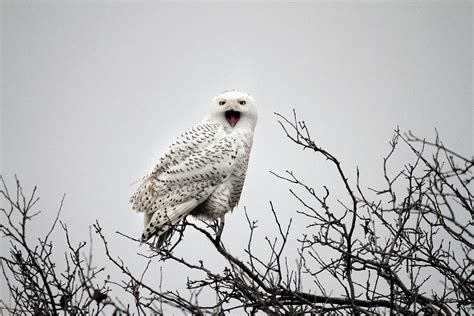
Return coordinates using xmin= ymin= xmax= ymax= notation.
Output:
xmin=140 ymin=199 xmax=197 ymax=243
xmin=155 ymin=230 xmax=174 ymax=249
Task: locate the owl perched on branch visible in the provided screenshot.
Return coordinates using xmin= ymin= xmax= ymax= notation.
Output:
xmin=130 ymin=90 xmax=257 ymax=245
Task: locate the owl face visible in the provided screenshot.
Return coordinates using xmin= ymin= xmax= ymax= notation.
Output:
xmin=210 ymin=90 xmax=258 ymax=130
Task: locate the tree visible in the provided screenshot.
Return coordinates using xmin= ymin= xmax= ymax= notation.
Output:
xmin=1 ymin=111 xmax=472 ymax=315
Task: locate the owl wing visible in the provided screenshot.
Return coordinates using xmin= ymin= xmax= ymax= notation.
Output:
xmin=130 ymin=122 xmax=219 ymax=210
xmin=131 ymin=131 xmax=239 ymax=241
xmin=149 ymin=122 xmax=221 ymax=176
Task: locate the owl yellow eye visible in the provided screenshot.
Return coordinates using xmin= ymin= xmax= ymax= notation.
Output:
xmin=239 ymin=100 xmax=246 ymax=105
xmin=219 ymin=100 xmax=226 ymax=106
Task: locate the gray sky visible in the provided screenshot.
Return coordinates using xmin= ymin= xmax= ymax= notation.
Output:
xmin=1 ymin=1 xmax=472 ymax=312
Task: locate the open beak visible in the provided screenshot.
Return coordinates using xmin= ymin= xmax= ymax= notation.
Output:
xmin=225 ymin=110 xmax=241 ymax=127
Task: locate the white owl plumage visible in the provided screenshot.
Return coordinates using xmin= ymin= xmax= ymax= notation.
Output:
xmin=130 ymin=90 xmax=257 ymax=243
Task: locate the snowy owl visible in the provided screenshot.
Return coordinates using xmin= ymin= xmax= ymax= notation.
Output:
xmin=130 ymin=90 xmax=257 ymax=244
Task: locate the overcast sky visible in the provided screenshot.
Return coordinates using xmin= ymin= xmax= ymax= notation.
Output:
xmin=1 ymin=1 xmax=472 ymax=312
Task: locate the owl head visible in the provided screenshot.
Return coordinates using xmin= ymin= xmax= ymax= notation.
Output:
xmin=207 ymin=90 xmax=258 ymax=131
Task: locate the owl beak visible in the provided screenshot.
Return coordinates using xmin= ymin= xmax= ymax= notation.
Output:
xmin=225 ymin=110 xmax=240 ymax=127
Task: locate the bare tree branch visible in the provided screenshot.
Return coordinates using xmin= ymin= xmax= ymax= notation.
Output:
xmin=1 ymin=110 xmax=471 ymax=315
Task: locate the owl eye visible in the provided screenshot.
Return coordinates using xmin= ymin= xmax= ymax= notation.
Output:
xmin=219 ymin=100 xmax=226 ymax=106
xmin=239 ymin=100 xmax=246 ymax=105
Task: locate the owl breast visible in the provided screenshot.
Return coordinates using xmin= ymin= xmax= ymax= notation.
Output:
xmin=191 ymin=131 xmax=253 ymax=219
